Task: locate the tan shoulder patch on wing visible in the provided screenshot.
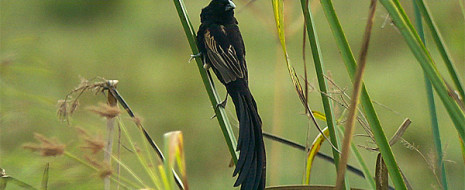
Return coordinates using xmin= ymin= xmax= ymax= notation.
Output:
xmin=203 ymin=29 xmax=244 ymax=83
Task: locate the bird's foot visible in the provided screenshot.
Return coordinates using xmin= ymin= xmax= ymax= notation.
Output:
xmin=188 ymin=53 xmax=202 ymax=63
xmin=210 ymin=95 xmax=228 ymax=119
xmin=203 ymin=63 xmax=211 ymax=70
xmin=216 ymin=96 xmax=228 ymax=109
xmin=210 ymin=114 xmax=217 ymax=119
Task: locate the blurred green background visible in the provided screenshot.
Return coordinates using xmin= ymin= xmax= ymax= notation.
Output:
xmin=1 ymin=0 xmax=464 ymax=189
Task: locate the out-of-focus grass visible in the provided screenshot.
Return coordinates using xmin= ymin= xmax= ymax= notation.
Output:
xmin=1 ymin=0 xmax=464 ymax=189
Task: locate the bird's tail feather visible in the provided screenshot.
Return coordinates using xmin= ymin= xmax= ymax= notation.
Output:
xmin=228 ymin=83 xmax=266 ymax=190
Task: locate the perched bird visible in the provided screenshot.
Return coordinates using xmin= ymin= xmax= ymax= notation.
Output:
xmin=196 ymin=0 xmax=266 ymax=189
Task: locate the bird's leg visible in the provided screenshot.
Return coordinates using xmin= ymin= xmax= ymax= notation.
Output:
xmin=199 ymin=54 xmax=211 ymax=71
xmin=203 ymin=62 xmax=211 ymax=70
xmin=189 ymin=52 xmax=202 ymax=63
xmin=216 ymin=93 xmax=228 ymax=109
xmin=211 ymin=92 xmax=228 ymax=119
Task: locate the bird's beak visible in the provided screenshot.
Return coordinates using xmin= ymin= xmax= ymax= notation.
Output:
xmin=225 ymin=0 xmax=236 ymax=11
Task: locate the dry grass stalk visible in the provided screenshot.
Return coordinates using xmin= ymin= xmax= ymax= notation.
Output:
xmin=336 ymin=0 xmax=377 ymax=188
xmin=57 ymin=77 xmax=110 ymax=123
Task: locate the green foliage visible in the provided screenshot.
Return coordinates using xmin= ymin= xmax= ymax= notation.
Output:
xmin=319 ymin=0 xmax=406 ymax=189
xmin=300 ymin=0 xmax=340 ymax=173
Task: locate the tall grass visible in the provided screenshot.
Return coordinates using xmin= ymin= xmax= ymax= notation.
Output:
xmin=319 ymin=0 xmax=406 ymax=189
xmin=300 ymin=0 xmax=341 ymax=174
xmin=379 ymin=0 xmax=465 ymax=140
xmin=413 ymin=1 xmax=448 ymax=189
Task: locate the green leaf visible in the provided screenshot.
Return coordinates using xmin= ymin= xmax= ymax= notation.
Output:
xmin=304 ymin=127 xmax=330 ymax=184
xmin=375 ymin=154 xmax=389 ymax=190
xmin=272 ymin=0 xmax=305 ymax=100
xmin=41 ymin=163 xmax=49 ymax=190
xmin=412 ymin=1 xmax=448 ymax=189
xmin=300 ymin=0 xmax=341 ymax=175
xmin=415 ymin=0 xmax=464 ymax=100
xmin=0 ymin=177 xmax=36 ymax=190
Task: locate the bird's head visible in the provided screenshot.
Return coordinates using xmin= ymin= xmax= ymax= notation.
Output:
xmin=208 ymin=0 xmax=236 ymax=12
xmin=201 ymin=0 xmax=237 ymax=24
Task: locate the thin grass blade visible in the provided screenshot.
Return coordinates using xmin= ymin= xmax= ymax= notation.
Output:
xmin=117 ymin=118 xmax=163 ymax=189
xmin=304 ymin=127 xmax=330 ymax=184
xmin=336 ymin=1 xmax=376 ymax=188
xmin=412 ymin=2 xmax=448 ymax=189
xmin=388 ymin=119 xmax=411 ymax=146
xmin=0 ymin=177 xmax=36 ymax=190
xmin=63 ymin=151 xmax=138 ymax=189
xmin=272 ymin=0 xmax=304 ymax=98
xmin=460 ymin=0 xmax=465 ymax=21
xmin=158 ymin=165 xmax=171 ymax=190
xmin=375 ymin=154 xmax=389 ymax=190
xmin=334 ymin=125 xmax=376 ymax=190
xmin=311 ymin=111 xmax=326 ymax=121
xmin=107 ymin=152 xmax=147 ymax=187
xmin=163 ymin=131 xmax=179 ymax=189
xmin=0 ymin=169 xmax=36 ymax=190
xmin=300 ymin=0 xmax=341 ymax=173
xmin=107 ymin=87 xmax=184 ymax=189
xmin=461 ymin=137 xmax=465 ymax=165
xmin=273 ymin=0 xmax=338 ymax=153
xmin=415 ymin=0 xmax=464 ymax=100
xmin=380 ymin=0 xmax=465 ymax=141
xmin=164 ymin=131 xmax=189 ymax=190
xmin=41 ymin=163 xmax=49 ymax=190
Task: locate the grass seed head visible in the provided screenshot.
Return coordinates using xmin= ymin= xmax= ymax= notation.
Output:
xmin=85 ymin=156 xmax=113 ymax=179
xmin=87 ymin=103 xmax=120 ymax=118
xmin=23 ymin=133 xmax=65 ymax=157
xmin=76 ymin=127 xmax=105 ymax=154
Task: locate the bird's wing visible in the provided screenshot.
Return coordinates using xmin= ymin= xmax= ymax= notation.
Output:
xmin=204 ymin=28 xmax=245 ymax=83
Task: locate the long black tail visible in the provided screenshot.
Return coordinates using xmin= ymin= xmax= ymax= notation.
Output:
xmin=227 ymin=81 xmax=266 ymax=190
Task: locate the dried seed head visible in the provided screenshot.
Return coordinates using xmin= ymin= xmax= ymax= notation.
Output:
xmin=77 ymin=77 xmax=90 ymax=90
xmin=87 ymin=103 xmax=120 ymax=118
xmin=76 ymin=127 xmax=105 ymax=154
xmin=133 ymin=115 xmax=143 ymax=126
xmin=23 ymin=133 xmax=65 ymax=157
xmin=133 ymin=144 xmax=142 ymax=155
xmin=70 ymin=99 xmax=80 ymax=114
xmin=57 ymin=99 xmax=68 ymax=120
xmin=98 ymin=167 xmax=113 ymax=179
xmin=0 ymin=168 xmax=6 ymax=177
xmin=85 ymin=156 xmax=113 ymax=179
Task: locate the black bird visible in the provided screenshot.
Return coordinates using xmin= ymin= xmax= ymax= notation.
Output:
xmin=196 ymin=0 xmax=266 ymax=189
